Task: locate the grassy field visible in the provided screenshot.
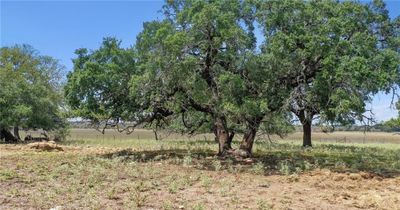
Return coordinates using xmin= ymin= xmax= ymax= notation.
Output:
xmin=56 ymin=129 xmax=400 ymax=147
xmin=1 ymin=129 xmax=400 ymax=209
xmin=63 ymin=129 xmax=400 ymax=145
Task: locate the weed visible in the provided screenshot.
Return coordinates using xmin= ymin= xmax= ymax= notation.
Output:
xmin=192 ymin=203 xmax=206 ymax=210
xmin=201 ymin=176 xmax=213 ymax=193
xmin=251 ymin=162 xmax=265 ymax=175
xmin=257 ymin=200 xmax=273 ymax=210
xmin=278 ymin=160 xmax=292 ymax=175
xmin=183 ymin=152 xmax=193 ymax=166
xmin=212 ymin=159 xmax=222 ymax=171
xmin=334 ymin=161 xmax=347 ymax=170
xmin=131 ymin=181 xmax=148 ymax=207
xmin=107 ymin=187 xmax=118 ymax=200
xmin=162 ymin=201 xmax=174 ymax=210
xmin=0 ymin=168 xmax=19 ymax=181
xmin=168 ymin=180 xmax=178 ymax=194
xmin=5 ymin=188 xmax=21 ymax=198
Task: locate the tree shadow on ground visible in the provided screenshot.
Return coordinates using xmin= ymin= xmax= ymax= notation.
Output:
xmin=100 ymin=143 xmax=400 ymax=178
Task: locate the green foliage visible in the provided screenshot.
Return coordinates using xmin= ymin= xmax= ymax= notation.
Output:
xmin=259 ymin=112 xmax=295 ymax=137
xmin=52 ymin=123 xmax=71 ymax=141
xmin=382 ymin=100 xmax=400 ymax=131
xmin=64 ymin=0 xmax=398 ymax=153
xmin=65 ymin=38 xmax=137 ymax=124
xmin=0 ymin=45 xmax=67 ymax=135
xmin=382 ymin=118 xmax=400 ymax=130
xmin=254 ymin=0 xmax=400 ymax=145
xmin=136 ymin=0 xmax=256 ymax=119
xmin=134 ymin=0 xmax=295 ymax=140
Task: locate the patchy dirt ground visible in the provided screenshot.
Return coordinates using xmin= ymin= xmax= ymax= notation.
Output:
xmin=0 ymin=144 xmax=399 ymax=210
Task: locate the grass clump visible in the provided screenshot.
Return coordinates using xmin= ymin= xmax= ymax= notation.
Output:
xmin=0 ymin=168 xmax=19 ymax=181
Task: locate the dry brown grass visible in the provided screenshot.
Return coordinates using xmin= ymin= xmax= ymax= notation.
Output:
xmin=1 ymin=144 xmax=399 ymax=210
xmin=22 ymin=129 xmax=400 ymax=145
xmin=1 ymin=129 xmax=399 ymax=209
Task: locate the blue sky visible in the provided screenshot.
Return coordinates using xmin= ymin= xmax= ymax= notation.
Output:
xmin=1 ymin=0 xmax=399 ymax=122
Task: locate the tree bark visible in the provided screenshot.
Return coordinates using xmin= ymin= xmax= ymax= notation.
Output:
xmin=238 ymin=128 xmax=257 ymax=157
xmin=1 ymin=128 xmax=19 ymax=143
xmin=294 ymin=110 xmax=314 ymax=147
xmin=0 ymin=129 xmax=4 ymax=140
xmin=215 ymin=117 xmax=233 ymax=156
xmin=213 ymin=125 xmax=219 ymax=143
xmin=302 ymin=120 xmax=312 ymax=147
xmin=227 ymin=131 xmax=234 ymax=150
xmin=13 ymin=126 xmax=21 ymax=140
xmin=153 ymin=129 xmax=159 ymax=140
xmin=237 ymin=117 xmax=263 ymax=158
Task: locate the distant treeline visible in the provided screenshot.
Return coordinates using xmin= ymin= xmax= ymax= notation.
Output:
xmin=69 ymin=121 xmax=399 ymax=133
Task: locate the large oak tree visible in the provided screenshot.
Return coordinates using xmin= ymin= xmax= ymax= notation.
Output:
xmin=135 ymin=0 xmax=300 ymax=156
xmin=0 ymin=45 xmax=67 ymax=142
xmin=256 ymin=0 xmax=400 ymax=147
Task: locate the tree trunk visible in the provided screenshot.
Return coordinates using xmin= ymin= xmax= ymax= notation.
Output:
xmin=237 ymin=117 xmax=262 ymax=158
xmin=227 ymin=131 xmax=234 ymax=150
xmin=302 ymin=120 xmax=312 ymax=147
xmin=213 ymin=125 xmax=219 ymax=143
xmin=215 ymin=117 xmax=232 ymax=156
xmin=1 ymin=128 xmax=19 ymax=143
xmin=153 ymin=129 xmax=159 ymax=140
xmin=0 ymin=129 xmax=4 ymax=140
xmin=238 ymin=128 xmax=257 ymax=157
xmin=13 ymin=126 xmax=21 ymax=140
xmin=294 ymin=110 xmax=314 ymax=147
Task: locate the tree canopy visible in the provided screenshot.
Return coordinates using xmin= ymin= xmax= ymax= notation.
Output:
xmin=0 ymin=45 xmax=67 ymax=142
xmin=134 ymin=0 xmax=306 ymax=156
xmin=64 ymin=38 xmax=139 ymax=131
xmin=383 ymin=101 xmax=400 ymax=130
xmin=256 ymin=0 xmax=400 ymax=146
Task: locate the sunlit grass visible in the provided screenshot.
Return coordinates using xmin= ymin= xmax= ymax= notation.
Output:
xmin=1 ymin=129 xmax=399 ymax=209
xmin=54 ymin=129 xmax=400 ymax=177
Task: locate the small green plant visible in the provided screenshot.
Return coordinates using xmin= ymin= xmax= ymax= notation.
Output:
xmin=168 ymin=181 xmax=178 ymax=194
xmin=257 ymin=199 xmax=273 ymax=210
xmin=251 ymin=162 xmax=265 ymax=175
xmin=107 ymin=187 xmax=118 ymax=200
xmin=278 ymin=160 xmax=292 ymax=175
xmin=131 ymin=181 xmax=148 ymax=207
xmin=334 ymin=161 xmax=347 ymax=170
xmin=212 ymin=159 xmax=222 ymax=171
xmin=162 ymin=201 xmax=174 ymax=210
xmin=201 ymin=176 xmax=212 ymax=193
xmin=192 ymin=203 xmax=206 ymax=210
xmin=5 ymin=188 xmax=21 ymax=198
xmin=0 ymin=169 xmax=19 ymax=181
xmin=183 ymin=153 xmax=193 ymax=166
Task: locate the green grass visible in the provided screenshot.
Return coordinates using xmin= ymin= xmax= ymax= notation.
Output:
xmin=58 ymin=131 xmax=400 ymax=177
xmin=0 ymin=168 xmax=20 ymax=181
xmin=253 ymin=141 xmax=400 ymax=176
